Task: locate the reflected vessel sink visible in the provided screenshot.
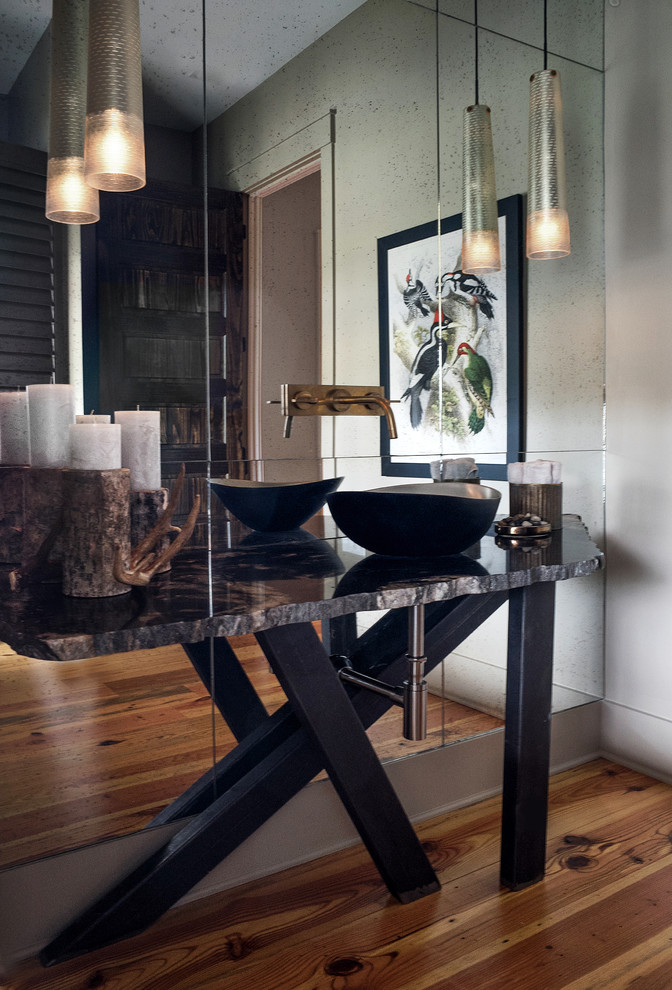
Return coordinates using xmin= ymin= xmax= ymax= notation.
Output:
xmin=210 ymin=476 xmax=343 ymax=532
xmin=327 ymin=481 xmax=501 ymax=557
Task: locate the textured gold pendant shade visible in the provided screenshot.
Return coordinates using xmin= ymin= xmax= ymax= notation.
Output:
xmin=45 ymin=0 xmax=99 ymax=224
xmin=85 ymin=0 xmax=146 ymax=192
xmin=462 ymin=104 xmax=501 ymax=274
xmin=461 ymin=3 xmax=500 ymax=276
xmin=526 ymin=0 xmax=570 ymax=264
xmin=527 ymin=68 xmax=570 ymax=258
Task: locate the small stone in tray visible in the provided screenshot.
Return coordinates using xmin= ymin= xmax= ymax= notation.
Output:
xmin=498 ymin=511 xmax=549 ymax=528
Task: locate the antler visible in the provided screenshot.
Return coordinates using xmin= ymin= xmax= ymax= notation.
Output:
xmin=113 ymin=464 xmax=201 ymax=587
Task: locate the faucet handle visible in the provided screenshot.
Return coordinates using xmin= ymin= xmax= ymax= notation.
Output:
xmin=325 ymin=387 xmax=352 ymax=412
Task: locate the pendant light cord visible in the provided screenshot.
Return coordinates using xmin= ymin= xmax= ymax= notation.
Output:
xmin=434 ymin=1 xmax=441 ymax=216
xmin=435 ymin=0 xmax=444 ymax=454
xmin=474 ymin=0 xmax=479 ymax=105
xmin=543 ymin=0 xmax=548 ymax=69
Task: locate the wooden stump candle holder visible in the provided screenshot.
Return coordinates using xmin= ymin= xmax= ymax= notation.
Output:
xmin=62 ymin=469 xmax=132 ymax=598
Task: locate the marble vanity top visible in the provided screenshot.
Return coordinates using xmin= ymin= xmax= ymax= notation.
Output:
xmin=0 ymin=514 xmax=603 ymax=662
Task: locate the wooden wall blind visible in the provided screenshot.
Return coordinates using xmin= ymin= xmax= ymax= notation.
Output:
xmin=0 ymin=141 xmax=54 ymax=388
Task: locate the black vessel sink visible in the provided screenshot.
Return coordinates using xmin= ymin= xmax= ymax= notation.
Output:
xmin=210 ymin=476 xmax=343 ymax=532
xmin=327 ymin=481 xmax=501 ymax=556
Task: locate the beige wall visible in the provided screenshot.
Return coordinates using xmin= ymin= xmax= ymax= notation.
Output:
xmin=603 ymin=0 xmax=672 ymax=780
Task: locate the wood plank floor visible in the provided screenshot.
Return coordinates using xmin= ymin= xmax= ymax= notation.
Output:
xmin=0 ymin=634 xmax=502 ymax=867
xmin=7 ymin=759 xmax=672 ymax=989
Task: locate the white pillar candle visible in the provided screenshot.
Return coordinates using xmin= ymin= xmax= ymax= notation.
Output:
xmin=69 ymin=423 xmax=122 ymax=470
xmin=27 ymin=384 xmax=75 ymax=468
xmin=0 ymin=392 xmax=30 ymax=464
xmin=76 ymin=413 xmax=111 ymax=424
xmin=507 ymin=459 xmax=562 ymax=484
xmin=114 ymin=410 xmax=161 ymax=490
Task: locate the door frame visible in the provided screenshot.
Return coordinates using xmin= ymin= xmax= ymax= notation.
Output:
xmin=245 ymin=144 xmax=335 ymax=468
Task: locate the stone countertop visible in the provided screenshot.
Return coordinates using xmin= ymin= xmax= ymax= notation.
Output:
xmin=0 ymin=515 xmax=603 ymax=662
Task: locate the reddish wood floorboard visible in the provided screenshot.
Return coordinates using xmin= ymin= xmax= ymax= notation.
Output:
xmin=6 ymin=760 xmax=672 ymax=989
xmin=0 ymin=634 xmax=502 ymax=867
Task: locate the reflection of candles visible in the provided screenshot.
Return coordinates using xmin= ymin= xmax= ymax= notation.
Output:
xmin=27 ymin=384 xmax=75 ymax=468
xmin=69 ymin=423 xmax=122 ymax=470
xmin=114 ymin=410 xmax=161 ymax=490
xmin=0 ymin=392 xmax=30 ymax=464
xmin=76 ymin=413 xmax=111 ymax=424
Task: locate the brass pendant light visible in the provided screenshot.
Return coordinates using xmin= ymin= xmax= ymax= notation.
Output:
xmin=84 ymin=0 xmax=146 ymax=192
xmin=526 ymin=0 xmax=570 ymax=259
xmin=45 ymin=0 xmax=99 ymax=224
xmin=462 ymin=1 xmax=501 ymax=275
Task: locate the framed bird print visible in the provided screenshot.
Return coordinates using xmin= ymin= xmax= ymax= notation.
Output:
xmin=378 ymin=194 xmax=524 ymax=481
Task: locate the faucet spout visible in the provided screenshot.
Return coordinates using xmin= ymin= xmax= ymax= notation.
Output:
xmin=327 ymin=393 xmax=398 ymax=440
xmin=365 ymin=394 xmax=398 ymax=440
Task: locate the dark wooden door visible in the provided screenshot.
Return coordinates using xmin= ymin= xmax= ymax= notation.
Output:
xmin=92 ymin=179 xmax=248 ymax=519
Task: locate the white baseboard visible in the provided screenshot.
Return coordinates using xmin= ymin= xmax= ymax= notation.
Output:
xmin=427 ymin=653 xmax=601 ymax=720
xmin=601 ymin=699 xmax=672 ymax=786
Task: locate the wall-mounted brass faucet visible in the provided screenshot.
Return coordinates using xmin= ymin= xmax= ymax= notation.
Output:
xmin=280 ymin=384 xmax=398 ymax=440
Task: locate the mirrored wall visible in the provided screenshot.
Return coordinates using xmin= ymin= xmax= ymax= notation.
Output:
xmin=0 ymin=0 xmax=605 ymax=876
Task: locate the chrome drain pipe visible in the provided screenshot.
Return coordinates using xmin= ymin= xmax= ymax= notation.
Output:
xmin=403 ymin=604 xmax=428 ymax=741
xmin=337 ymin=665 xmax=404 ymax=707
xmin=334 ymin=604 xmax=428 ymax=742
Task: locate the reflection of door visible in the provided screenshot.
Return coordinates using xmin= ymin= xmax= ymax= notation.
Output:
xmin=249 ymin=167 xmax=321 ymax=475
xmin=0 ymin=142 xmax=55 ymax=388
xmin=91 ymin=179 xmax=248 ymax=514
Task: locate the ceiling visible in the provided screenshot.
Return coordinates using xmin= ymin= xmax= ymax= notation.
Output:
xmin=1 ymin=0 xmax=369 ymax=130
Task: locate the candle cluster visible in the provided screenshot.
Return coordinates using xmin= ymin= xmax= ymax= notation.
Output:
xmin=0 ymin=385 xmax=161 ymax=491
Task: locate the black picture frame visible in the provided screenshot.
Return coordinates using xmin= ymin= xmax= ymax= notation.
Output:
xmin=378 ymin=194 xmax=524 ymax=481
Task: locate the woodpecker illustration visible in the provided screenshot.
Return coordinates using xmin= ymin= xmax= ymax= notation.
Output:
xmin=401 ymin=316 xmax=455 ymax=429
xmin=439 ymin=270 xmax=497 ymax=320
xmin=403 ymin=270 xmax=432 ymax=319
xmin=454 ymin=340 xmax=494 ymax=435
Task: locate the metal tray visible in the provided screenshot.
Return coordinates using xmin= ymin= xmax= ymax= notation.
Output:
xmin=495 ymin=534 xmax=552 ymax=550
xmin=494 ymin=520 xmax=552 ymax=538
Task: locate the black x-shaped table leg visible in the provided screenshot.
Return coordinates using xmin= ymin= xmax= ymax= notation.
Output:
xmin=41 ymin=583 xmax=555 ymax=966
xmin=255 ymin=621 xmax=440 ymax=902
